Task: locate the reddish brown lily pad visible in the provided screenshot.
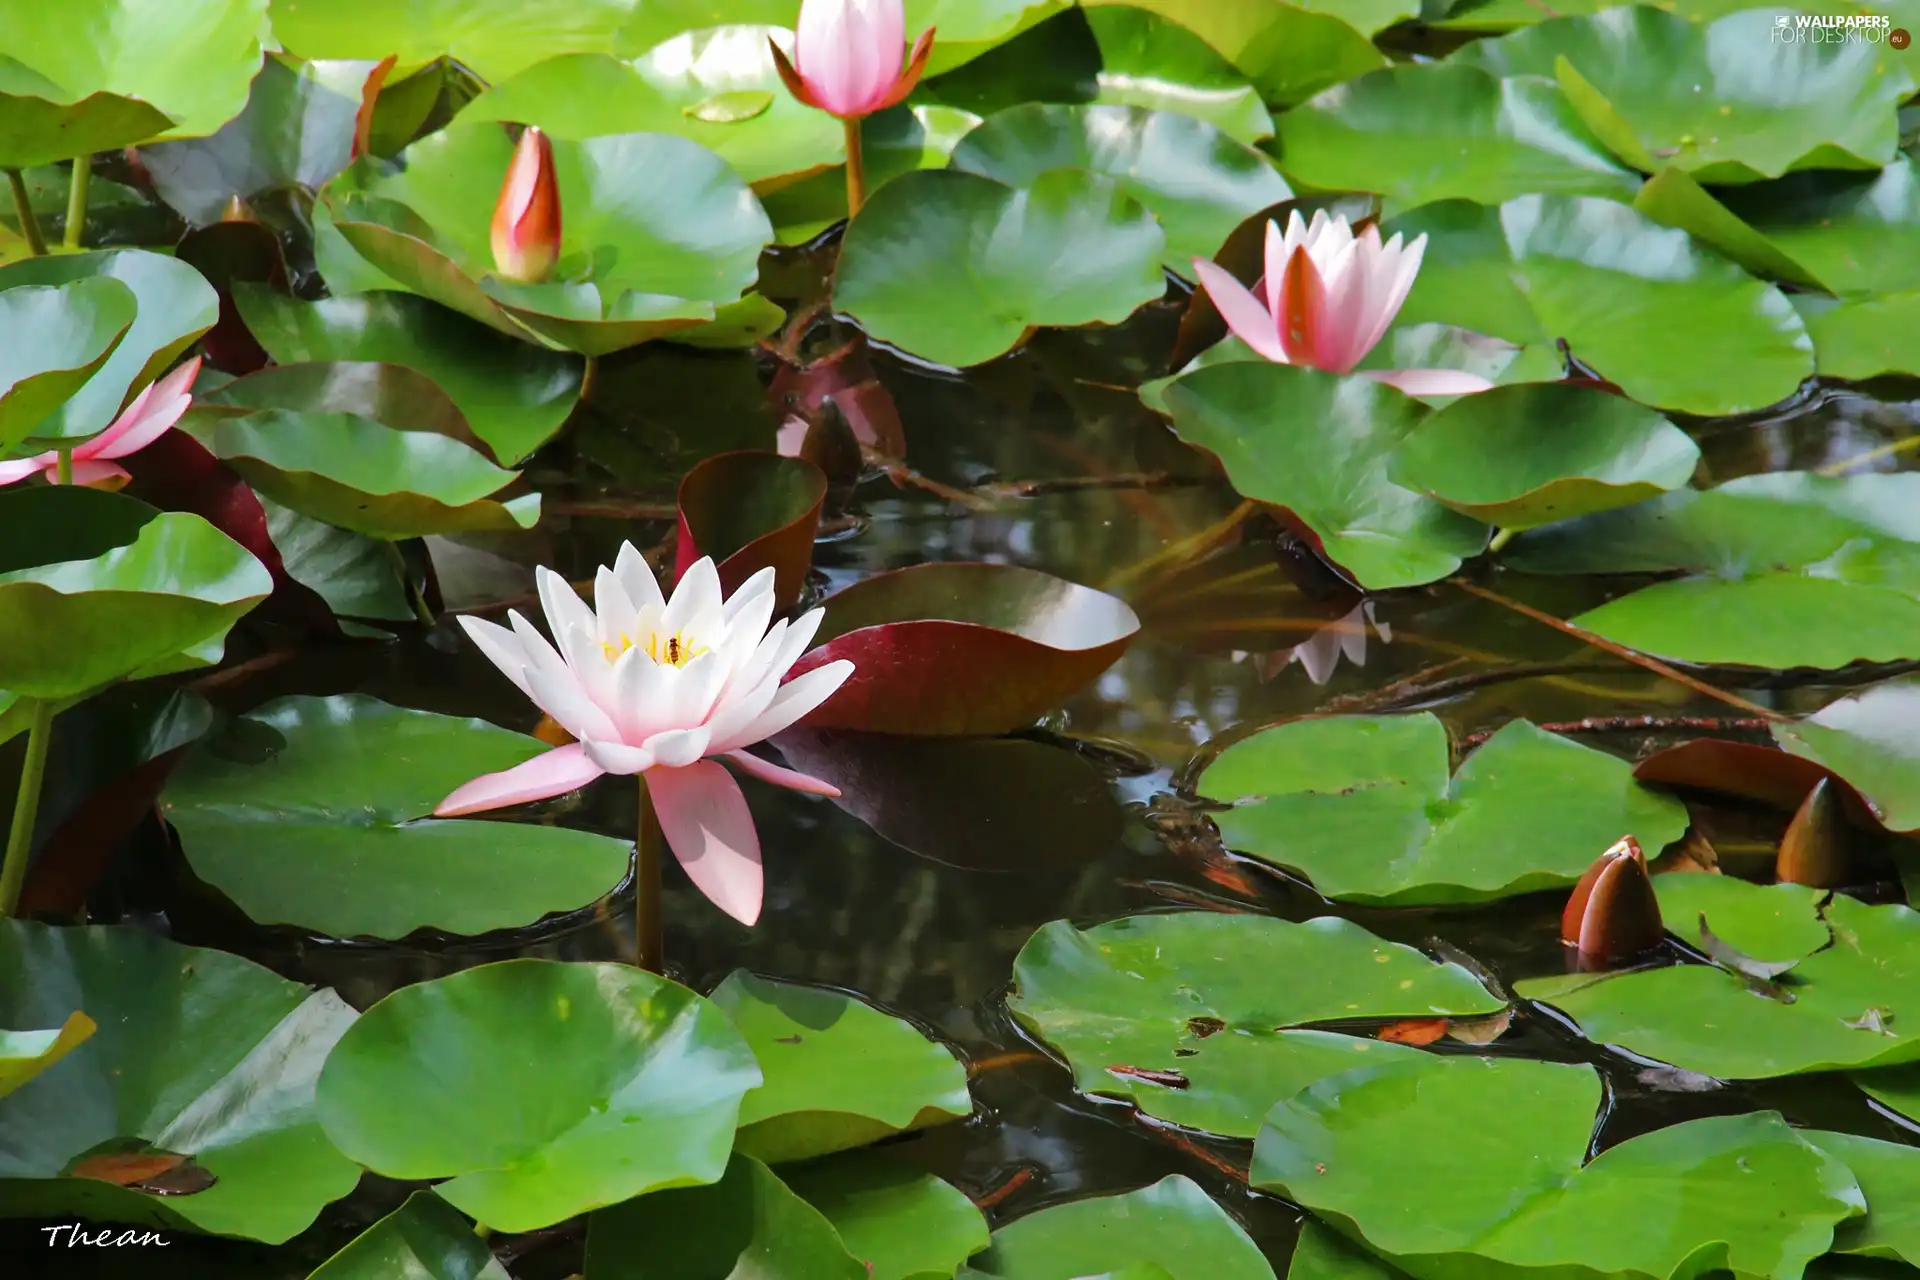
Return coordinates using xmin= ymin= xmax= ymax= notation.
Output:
xmin=1632 ymin=739 xmax=1888 ymax=832
xmin=789 ymin=563 xmax=1140 ymax=736
xmin=768 ymin=336 xmax=906 ymax=458
xmin=674 ymin=450 xmax=826 ymax=611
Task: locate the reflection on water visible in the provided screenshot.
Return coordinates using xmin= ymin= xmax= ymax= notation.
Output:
xmin=15 ymin=317 xmax=1920 ymax=1276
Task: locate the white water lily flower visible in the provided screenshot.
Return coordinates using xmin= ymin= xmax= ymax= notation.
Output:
xmin=436 ymin=546 xmax=855 ymax=925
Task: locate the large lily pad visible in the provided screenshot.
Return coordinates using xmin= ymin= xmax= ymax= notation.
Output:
xmin=1275 ymin=64 xmax=1638 ymax=210
xmin=1452 ymin=6 xmax=1913 ymax=183
xmin=1507 ymin=471 xmax=1920 ymax=670
xmin=308 ymin=1191 xmax=511 ymax=1280
xmin=1387 ymin=196 xmax=1812 ymax=416
xmin=0 ymin=1011 xmax=94 ymax=1099
xmin=0 ymin=278 xmax=135 ymax=452
xmin=1082 ymin=0 xmax=1390 ymax=107
xmin=1009 ymin=912 xmax=1506 ymax=1138
xmin=1387 ymin=383 xmax=1700 ymax=530
xmin=785 ymin=1152 xmax=990 ymax=1280
xmin=1252 ymin=1054 xmax=1863 ymax=1279
xmin=458 ymin=28 xmax=844 ymax=192
xmin=787 ymin=561 xmax=1139 ymax=736
xmin=0 ymin=89 xmax=174 ymax=171
xmin=324 ymin=122 xmax=773 ymax=355
xmin=161 ymin=695 xmax=632 ymax=940
xmin=189 ymin=409 xmax=540 ymax=539
xmin=832 ymin=167 xmax=1167 ymax=369
xmin=1799 ymin=292 xmax=1920 ymax=382
xmin=0 ymin=250 xmax=219 ymax=443
xmin=0 ymin=486 xmax=269 ymax=698
xmin=1652 ymin=874 xmax=1830 ymax=966
xmin=1200 ymin=714 xmax=1688 ymax=905
xmin=1151 ymin=362 xmax=1488 ymax=590
xmin=948 ymin=103 xmax=1290 ymax=270
xmin=316 ymin=958 xmax=761 ymax=1232
xmin=958 ymin=1175 xmax=1275 ymax=1280
xmin=0 ymin=920 xmax=360 ymax=1242
xmin=1287 ymin=1222 xmax=1406 ymax=1280
xmin=1775 ymin=677 xmax=1920 ymax=834
xmin=266 ymin=0 xmax=644 ymax=83
xmin=233 ymin=286 xmax=584 ymax=464
xmin=711 ymin=970 xmax=971 ymax=1164
xmin=1808 ymin=1131 xmax=1920 ymax=1267
xmin=1856 ymin=1065 xmax=1920 ymax=1126
xmin=1517 ymin=891 xmax=1920 ymax=1078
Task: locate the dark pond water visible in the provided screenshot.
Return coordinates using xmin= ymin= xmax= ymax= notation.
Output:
xmin=8 ymin=291 xmax=1920 ymax=1278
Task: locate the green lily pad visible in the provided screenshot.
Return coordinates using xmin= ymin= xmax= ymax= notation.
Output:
xmin=761 ymin=104 xmax=982 ymax=242
xmin=0 ymin=249 xmax=219 ymax=443
xmin=458 ymin=28 xmax=844 ymax=192
xmin=1388 ymin=383 xmax=1699 ymax=530
xmin=266 ymin=0 xmax=643 ymax=83
xmin=199 ymin=361 xmax=481 ymax=456
xmin=0 ymin=90 xmax=174 ymax=170
xmin=1807 ymin=1131 xmax=1920 ymax=1266
xmin=1083 ymin=0 xmax=1389 ymax=107
xmin=1517 ymin=893 xmax=1920 ymax=1078
xmin=0 ymin=1011 xmax=94 ymax=1099
xmin=0 ymin=278 xmax=136 ymax=452
xmin=1775 ymin=677 xmax=1920 ymax=833
xmin=0 ymin=920 xmax=361 ymax=1242
xmin=260 ymin=494 xmax=412 ymax=625
xmin=1799 ymin=292 xmax=1920 ymax=381
xmin=1386 ymin=196 xmax=1812 ymax=416
xmin=712 ymin=970 xmax=971 ymax=1164
xmin=1276 ymin=64 xmax=1638 ymax=210
xmin=233 ymin=286 xmax=585 ymax=464
xmin=0 ymin=486 xmax=269 ymax=698
xmin=1009 ymin=912 xmax=1505 ymax=1138
xmin=1716 ymin=158 xmax=1920 ymax=297
xmin=308 ymin=1191 xmax=510 ymax=1280
xmin=1287 ymin=1223 xmax=1407 ymax=1280
xmin=1253 ymin=1054 xmax=1864 ymax=1279
xmin=958 ymin=1175 xmax=1275 ymax=1280
xmin=1507 ymin=471 xmax=1920 ymax=670
xmin=189 ymin=410 xmax=540 ymax=539
xmin=1630 ymin=165 xmax=1833 ymax=292
xmin=0 ymin=0 xmax=266 ymax=139
xmin=316 ymin=958 xmax=761 ymax=1232
xmin=1452 ymin=6 xmax=1913 ymax=183
xmin=1855 ymin=1064 xmax=1920 ymax=1125
xmin=834 ymin=167 xmax=1165 ymax=368
xmin=1149 ymin=362 xmax=1488 ymax=590
xmin=1653 ymin=875 xmax=1831 ymax=966
xmin=324 ymin=122 xmax=772 ymax=356
xmin=1200 ymin=714 xmax=1689 ymax=905
xmin=948 ymin=103 xmax=1290 ymax=271
xmin=587 ymin=1153 xmax=866 ymax=1280
xmin=786 ymin=1152 xmax=990 ymax=1280
xmin=161 ymin=695 xmax=632 ymax=940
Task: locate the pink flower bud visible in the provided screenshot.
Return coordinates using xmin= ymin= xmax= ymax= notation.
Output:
xmin=770 ymin=0 xmax=935 ymax=121
xmin=489 ymin=126 xmax=560 ymax=284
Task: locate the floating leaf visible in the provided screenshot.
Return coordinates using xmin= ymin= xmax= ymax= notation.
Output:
xmin=1801 ymin=291 xmax=1920 ymax=381
xmin=711 ymin=971 xmax=971 ymax=1165
xmin=1286 ymin=1221 xmax=1407 ymax=1280
xmin=787 ymin=562 xmax=1139 ymax=736
xmin=0 ymin=921 xmax=359 ymax=1241
xmin=1775 ymin=677 xmax=1920 ymax=833
xmin=1634 ymin=737 xmax=1887 ymax=832
xmin=1806 ymin=1131 xmax=1920 ymax=1267
xmin=1200 ymin=714 xmax=1687 ymax=905
xmin=1652 ymin=875 xmax=1830 ymax=968
xmin=161 ymin=695 xmax=632 ymax=940
xmin=317 ymin=959 xmax=760 ymax=1232
xmin=1855 ymin=1064 xmax=1920 ymax=1125
xmin=308 ymin=1191 xmax=511 ymax=1280
xmin=675 ymin=451 xmax=825 ymax=611
xmin=786 ymin=1152 xmax=990 ymax=1280
xmin=0 ymin=91 xmax=174 ymax=170
xmin=1010 ymin=912 xmax=1505 ymax=1138
xmin=958 ymin=1175 xmax=1275 ymax=1280
xmin=1083 ymin=0 xmax=1390 ymax=107
xmin=833 ymin=167 xmax=1167 ymax=369
xmin=761 ymin=104 xmax=982 ymax=242
xmin=0 ymin=278 xmax=136 ymax=452
xmin=0 ymin=1012 xmax=95 ymax=1099
xmin=266 ymin=0 xmax=647 ymax=82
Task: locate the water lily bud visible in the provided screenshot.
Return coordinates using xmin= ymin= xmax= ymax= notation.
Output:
xmin=770 ymin=0 xmax=935 ymax=120
xmin=1776 ymin=777 xmax=1850 ymax=888
xmin=489 ymin=126 xmax=560 ymax=284
xmin=1562 ymin=836 xmax=1664 ymax=969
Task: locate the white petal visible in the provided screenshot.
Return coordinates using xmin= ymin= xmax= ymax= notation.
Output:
xmin=536 ymin=566 xmax=598 ymax=649
xmin=663 ymin=558 xmax=721 ymax=635
xmin=507 ymin=609 xmax=569 ymax=681
xmin=612 ymin=645 xmax=676 ymax=741
xmin=582 ymin=737 xmax=655 ymax=775
xmin=525 ymin=663 xmax=622 ymax=743
xmin=642 ymin=725 xmax=713 ymax=768
xmin=594 ymin=564 xmax=636 ymax=649
xmin=722 ymin=565 xmax=778 ymax=625
xmin=615 ymin=541 xmax=664 ymax=615
xmin=729 ymin=660 xmax=856 ymax=747
xmin=458 ymin=615 xmax=533 ymax=698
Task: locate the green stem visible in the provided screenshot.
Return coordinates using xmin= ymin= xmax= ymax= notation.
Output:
xmin=6 ymin=169 xmax=46 ymax=256
xmin=1486 ymin=527 xmax=1517 ymax=555
xmin=384 ymin=541 xmax=436 ymax=627
xmin=54 ymin=448 xmax=72 ymax=486
xmin=473 ymin=1223 xmax=492 ymax=1241
xmin=842 ymin=116 xmax=866 ymax=217
xmin=634 ymin=775 xmax=664 ymax=972
xmin=63 ymin=156 xmax=90 ymax=250
xmin=0 ymin=699 xmax=55 ymax=918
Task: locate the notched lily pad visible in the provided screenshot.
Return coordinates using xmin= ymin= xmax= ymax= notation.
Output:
xmin=958 ymin=1175 xmax=1275 ymax=1280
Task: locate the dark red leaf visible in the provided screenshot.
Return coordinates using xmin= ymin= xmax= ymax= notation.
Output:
xmin=768 ymin=336 xmax=906 ymax=458
xmin=674 ymin=451 xmax=826 ymax=611
xmin=1633 ymin=738 xmax=1886 ymax=830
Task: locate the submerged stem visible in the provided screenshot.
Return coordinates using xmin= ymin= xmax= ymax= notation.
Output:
xmin=0 ymin=699 xmax=56 ymax=918
xmin=54 ymin=448 xmax=72 ymax=486
xmin=1486 ymin=527 xmax=1516 ymax=555
xmin=842 ymin=116 xmax=867 ymax=217
xmin=634 ymin=775 xmax=664 ymax=972
xmin=64 ymin=156 xmax=91 ymax=250
xmin=384 ymin=541 xmax=436 ymax=627
xmin=6 ymin=169 xmax=46 ymax=256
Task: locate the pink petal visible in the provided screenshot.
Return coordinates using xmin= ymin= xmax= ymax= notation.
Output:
xmin=1191 ymin=259 xmax=1288 ymax=363
xmin=434 ymin=743 xmax=605 ymax=816
xmin=648 ymin=760 xmax=764 ymax=926
xmin=91 ymin=357 xmax=199 ymax=459
xmin=68 ymin=459 xmax=131 ymax=488
xmin=1360 ymin=368 xmax=1495 ymax=397
xmin=0 ymin=455 xmax=54 ymax=486
xmin=726 ymin=749 xmax=841 ymax=797
xmin=1262 ymin=218 xmax=1287 ymax=319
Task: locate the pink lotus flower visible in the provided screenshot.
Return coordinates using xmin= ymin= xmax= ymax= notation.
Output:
xmin=0 ymin=357 xmax=201 ymax=489
xmin=490 ymin=126 xmax=561 ymax=284
xmin=1191 ymin=211 xmax=1494 ymax=397
xmin=436 ymin=548 xmax=855 ymax=925
xmin=770 ymin=0 xmax=934 ymax=119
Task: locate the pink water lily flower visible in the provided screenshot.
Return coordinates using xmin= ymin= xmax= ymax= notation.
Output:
xmin=436 ymin=547 xmax=855 ymax=926
xmin=0 ymin=357 xmax=201 ymax=489
xmin=1191 ymin=212 xmax=1493 ymax=397
xmin=771 ymin=0 xmax=934 ymax=119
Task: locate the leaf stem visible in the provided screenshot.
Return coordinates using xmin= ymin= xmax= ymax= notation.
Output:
xmin=842 ymin=116 xmax=866 ymax=217
xmin=384 ymin=541 xmax=436 ymax=627
xmin=635 ymin=775 xmax=664 ymax=972
xmin=6 ymin=169 xmax=47 ymax=256
xmin=1486 ymin=527 xmax=1516 ymax=555
xmin=0 ymin=699 xmax=56 ymax=918
xmin=55 ymin=448 xmax=72 ymax=486
xmin=64 ymin=156 xmax=90 ymax=250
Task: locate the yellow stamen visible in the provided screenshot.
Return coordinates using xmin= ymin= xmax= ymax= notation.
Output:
xmin=602 ymin=628 xmax=704 ymax=667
